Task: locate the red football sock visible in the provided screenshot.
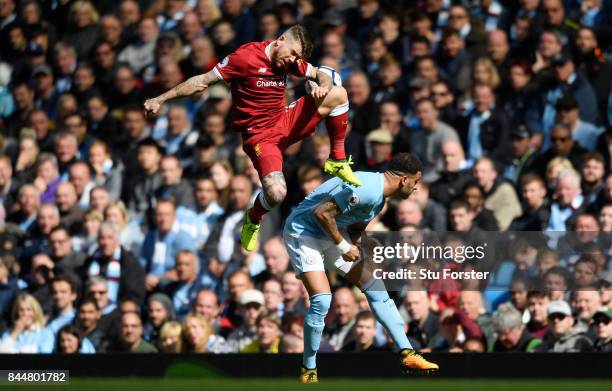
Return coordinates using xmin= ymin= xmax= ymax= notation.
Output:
xmin=326 ymin=112 xmax=348 ymax=160
xmin=248 ymin=194 xmax=268 ymax=224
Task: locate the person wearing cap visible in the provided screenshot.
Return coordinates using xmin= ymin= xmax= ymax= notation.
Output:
xmin=365 ymin=128 xmax=393 ymax=171
xmin=503 ymin=124 xmax=538 ymax=185
xmin=593 ymin=307 xmax=612 ymax=352
xmin=556 ymin=94 xmax=603 ymax=150
xmin=536 ymin=53 xmax=598 ymax=148
xmin=226 ymin=288 xmax=265 ymax=352
xmin=31 ymin=64 xmax=59 ymax=118
xmin=535 ymin=300 xmax=594 ymax=352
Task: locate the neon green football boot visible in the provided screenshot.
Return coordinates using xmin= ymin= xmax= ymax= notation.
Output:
xmin=240 ymin=210 xmax=260 ymax=251
xmin=324 ymin=156 xmax=362 ymax=186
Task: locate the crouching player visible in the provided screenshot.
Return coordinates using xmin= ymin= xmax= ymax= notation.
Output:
xmin=283 ymin=153 xmax=439 ymax=383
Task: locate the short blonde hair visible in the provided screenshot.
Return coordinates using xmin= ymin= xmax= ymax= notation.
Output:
xmin=104 ymin=201 xmax=128 ymax=226
xmin=12 ymin=294 xmax=45 ymax=329
xmin=69 ymin=1 xmax=99 ymax=24
xmin=472 ymin=57 xmax=500 ymax=90
xmin=160 ymin=321 xmax=183 ymax=353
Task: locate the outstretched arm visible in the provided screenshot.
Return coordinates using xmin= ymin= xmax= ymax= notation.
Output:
xmin=143 ymin=70 xmax=220 ymax=117
xmin=314 ymin=199 xmax=360 ymax=261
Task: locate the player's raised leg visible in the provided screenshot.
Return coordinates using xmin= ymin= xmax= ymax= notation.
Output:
xmin=241 ymin=170 xmax=287 ymax=251
xmin=314 ymin=86 xmax=362 ymax=187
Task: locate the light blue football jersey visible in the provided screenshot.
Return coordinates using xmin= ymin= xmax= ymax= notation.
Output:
xmin=286 ymin=171 xmax=385 ymax=238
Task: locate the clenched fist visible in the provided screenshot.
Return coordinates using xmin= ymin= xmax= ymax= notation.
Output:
xmin=144 ymin=98 xmax=162 ymax=118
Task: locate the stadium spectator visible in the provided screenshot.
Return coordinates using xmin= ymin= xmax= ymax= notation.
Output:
xmin=159 ymin=320 xmax=182 ymax=353
xmin=404 ymin=290 xmax=439 ymax=351
xmin=410 ymin=98 xmax=460 ymax=183
xmin=510 ymin=174 xmax=550 ymax=231
xmin=429 ymin=307 xmax=485 ymax=352
xmin=459 ymin=83 xmax=511 ymax=167
xmin=572 ymin=290 xmax=602 ymax=328
xmin=556 ymin=95 xmax=603 ymax=151
xmin=492 ymin=303 xmax=541 ymax=352
xmin=155 ymin=155 xmax=196 ymax=210
xmin=164 ymin=249 xmax=212 ymax=319
xmin=457 ymin=291 xmax=494 ymax=347
xmin=242 ymin=311 xmax=282 ymax=353
xmin=55 ymin=182 xmax=85 ymax=235
xmin=49 ymin=225 xmax=86 ymax=273
xmin=527 ymin=291 xmax=550 ymax=339
xmin=546 ymin=169 xmax=585 ymax=231
xmin=0 ymin=294 xmax=54 ymax=353
xmin=341 ymin=311 xmax=387 ymax=352
xmin=76 ymin=298 xmax=104 ymax=350
xmin=143 ymin=293 xmax=175 ymax=347
xmin=462 ymin=182 xmax=499 ymax=231
xmin=82 ymin=223 xmax=145 ymax=305
xmin=103 ymin=201 xmax=144 ymax=256
xmin=536 ymin=300 xmax=594 ymax=352
xmin=55 ymin=324 xmax=95 ymax=354
xmin=227 ymin=288 xmax=264 ymax=352
xmin=593 ymin=307 xmax=612 ymax=352
xmin=430 ymin=141 xmax=471 ymax=206
xmin=202 ymin=175 xmax=253 ymax=266
xmin=35 ymin=153 xmax=61 ymax=204
xmin=262 ymin=278 xmax=284 ymax=318
xmin=140 ymin=199 xmax=195 ymax=291
xmin=193 ymin=289 xmax=229 ymax=336
xmin=103 ymin=311 xmax=157 ymax=353
xmin=325 ymin=287 xmax=359 ymax=351
xmin=69 ymin=161 xmax=95 ymax=210
xmin=181 ymin=313 xmax=231 ymax=353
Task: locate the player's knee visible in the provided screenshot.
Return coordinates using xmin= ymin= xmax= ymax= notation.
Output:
xmin=265 ymin=186 xmax=287 ymax=205
xmin=309 ymin=293 xmax=332 ymax=318
xmin=328 ymin=85 xmax=348 ymax=106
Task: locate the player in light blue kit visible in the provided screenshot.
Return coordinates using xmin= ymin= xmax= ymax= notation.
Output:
xmin=283 ymin=153 xmax=439 ymax=383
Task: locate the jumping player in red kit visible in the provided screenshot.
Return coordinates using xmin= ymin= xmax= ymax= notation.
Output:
xmin=144 ymin=25 xmax=360 ymax=252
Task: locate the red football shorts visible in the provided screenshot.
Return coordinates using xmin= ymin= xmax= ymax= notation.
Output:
xmin=242 ymin=96 xmax=320 ymax=178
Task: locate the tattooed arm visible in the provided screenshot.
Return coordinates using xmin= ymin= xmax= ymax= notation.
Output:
xmin=314 ymin=199 xmax=360 ymax=262
xmin=143 ymin=70 xmax=220 ymax=117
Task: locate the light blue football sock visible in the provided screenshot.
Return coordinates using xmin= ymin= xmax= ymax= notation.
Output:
xmin=303 ymin=292 xmax=332 ymax=369
xmin=361 ymin=278 xmax=412 ymax=351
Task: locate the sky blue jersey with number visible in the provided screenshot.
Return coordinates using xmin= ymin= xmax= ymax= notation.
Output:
xmin=285 ymin=171 xmax=385 ymax=239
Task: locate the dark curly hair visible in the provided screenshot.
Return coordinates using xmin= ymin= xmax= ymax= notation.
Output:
xmin=388 ymin=153 xmax=422 ymax=176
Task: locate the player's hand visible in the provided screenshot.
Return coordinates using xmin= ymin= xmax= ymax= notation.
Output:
xmin=310 ymin=85 xmax=330 ymax=100
xmin=342 ymin=245 xmax=360 ymax=262
xmin=144 ymin=98 xmax=163 ymax=118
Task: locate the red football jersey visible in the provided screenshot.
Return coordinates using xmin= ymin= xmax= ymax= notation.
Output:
xmin=212 ymin=41 xmax=312 ymax=134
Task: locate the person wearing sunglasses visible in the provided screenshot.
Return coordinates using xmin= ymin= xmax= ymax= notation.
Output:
xmin=535 ymin=300 xmax=594 ymax=352
xmin=593 ymin=307 xmax=612 ymax=352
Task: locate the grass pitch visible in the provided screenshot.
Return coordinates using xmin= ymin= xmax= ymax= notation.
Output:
xmin=15 ymin=378 xmax=612 ymax=391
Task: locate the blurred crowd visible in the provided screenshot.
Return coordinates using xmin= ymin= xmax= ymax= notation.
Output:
xmin=0 ymin=0 xmax=611 ymax=354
